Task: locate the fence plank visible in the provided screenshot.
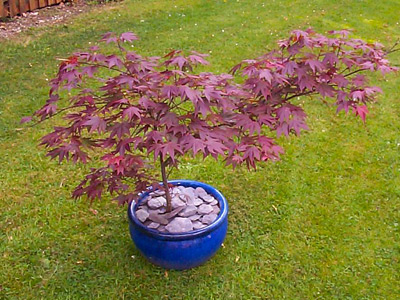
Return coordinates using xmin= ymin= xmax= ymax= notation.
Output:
xmin=18 ymin=0 xmax=28 ymax=13
xmin=28 ymin=0 xmax=38 ymax=10
xmin=38 ymin=0 xmax=46 ymax=8
xmin=9 ymin=0 xmax=19 ymax=16
xmin=0 ymin=0 xmax=5 ymax=18
xmin=48 ymin=0 xmax=55 ymax=5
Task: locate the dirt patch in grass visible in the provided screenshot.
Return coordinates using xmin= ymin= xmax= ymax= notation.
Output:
xmin=0 ymin=0 xmax=98 ymax=40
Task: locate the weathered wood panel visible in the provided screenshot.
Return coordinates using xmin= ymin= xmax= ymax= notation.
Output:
xmin=18 ymin=0 xmax=28 ymax=13
xmin=28 ymin=0 xmax=39 ymax=10
xmin=38 ymin=0 xmax=46 ymax=8
xmin=0 ymin=0 xmax=6 ymax=18
xmin=9 ymin=0 xmax=19 ymax=16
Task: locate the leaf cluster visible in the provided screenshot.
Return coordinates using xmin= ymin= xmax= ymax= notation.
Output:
xmin=25 ymin=29 xmax=396 ymax=204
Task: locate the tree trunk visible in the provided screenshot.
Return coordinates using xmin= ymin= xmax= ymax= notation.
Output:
xmin=160 ymin=154 xmax=172 ymax=212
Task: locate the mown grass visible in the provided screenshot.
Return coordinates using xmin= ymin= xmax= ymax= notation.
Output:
xmin=1 ymin=0 xmax=400 ymax=299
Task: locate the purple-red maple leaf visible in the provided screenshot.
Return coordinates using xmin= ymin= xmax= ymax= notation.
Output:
xmin=83 ymin=116 xmax=107 ymax=133
xmin=353 ymin=105 xmax=369 ymax=123
xmin=120 ymin=32 xmax=139 ymax=42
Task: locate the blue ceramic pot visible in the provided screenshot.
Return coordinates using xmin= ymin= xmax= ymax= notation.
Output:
xmin=127 ymin=180 xmax=228 ymax=270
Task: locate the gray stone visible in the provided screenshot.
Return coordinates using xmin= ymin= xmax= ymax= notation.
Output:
xmin=158 ymin=225 xmax=167 ymax=232
xmin=212 ymin=205 xmax=220 ymax=215
xmin=194 ymin=187 xmax=208 ymax=198
xmin=147 ymin=208 xmax=161 ymax=215
xmin=148 ymin=212 xmax=168 ymax=225
xmin=189 ymin=214 xmax=201 ymax=221
xmin=136 ymin=209 xmax=149 ymax=223
xmin=180 ymin=188 xmax=195 ymax=203
xmin=201 ymin=195 xmax=215 ymax=203
xmin=147 ymin=222 xmax=160 ymax=229
xmin=164 ymin=206 xmax=185 ymax=219
xmin=193 ymin=221 xmax=206 ymax=230
xmin=157 ymin=207 xmax=167 ymax=214
xmin=171 ymin=196 xmax=185 ymax=209
xmin=165 ymin=217 xmax=193 ymax=233
xmin=193 ymin=197 xmax=204 ymax=206
xmin=147 ymin=196 xmax=166 ymax=209
xmin=184 ymin=196 xmax=195 ymax=206
xmin=150 ymin=190 xmax=165 ymax=197
xmin=201 ymin=213 xmax=218 ymax=225
xmin=143 ymin=220 xmax=152 ymax=226
xmin=179 ymin=205 xmax=198 ymax=217
xmin=209 ymin=199 xmax=218 ymax=206
xmin=198 ymin=204 xmax=213 ymax=215
xmin=172 ymin=187 xmax=181 ymax=194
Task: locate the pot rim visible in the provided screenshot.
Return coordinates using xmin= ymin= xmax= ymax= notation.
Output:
xmin=127 ymin=180 xmax=228 ymax=240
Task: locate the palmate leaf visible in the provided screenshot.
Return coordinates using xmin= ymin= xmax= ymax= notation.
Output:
xmin=353 ymin=105 xmax=369 ymax=123
xmin=205 ymin=139 xmax=227 ymax=156
xmin=161 ymin=142 xmax=183 ymax=161
xmin=305 ymin=59 xmax=325 ymax=73
xmin=83 ymin=116 xmax=106 ymax=133
xmin=122 ymin=106 xmax=142 ymax=121
xmin=120 ymin=32 xmax=139 ymax=42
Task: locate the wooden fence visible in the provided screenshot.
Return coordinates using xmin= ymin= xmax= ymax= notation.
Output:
xmin=0 ymin=0 xmax=65 ymax=18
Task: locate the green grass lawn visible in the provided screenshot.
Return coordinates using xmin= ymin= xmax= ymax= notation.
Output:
xmin=1 ymin=0 xmax=400 ymax=298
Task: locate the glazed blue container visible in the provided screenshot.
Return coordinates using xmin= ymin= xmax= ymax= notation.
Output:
xmin=127 ymin=180 xmax=228 ymax=270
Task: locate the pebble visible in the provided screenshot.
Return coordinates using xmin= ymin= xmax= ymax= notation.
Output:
xmin=198 ymin=204 xmax=213 ymax=215
xmin=147 ymin=208 xmax=160 ymax=215
xmin=148 ymin=212 xmax=168 ymax=225
xmin=201 ymin=213 xmax=218 ymax=225
xmin=185 ymin=187 xmax=195 ymax=193
xmin=148 ymin=196 xmax=166 ymax=209
xmin=194 ymin=187 xmax=208 ymax=197
xmin=189 ymin=214 xmax=201 ymax=221
xmin=179 ymin=205 xmax=198 ymax=217
xmin=212 ymin=205 xmax=220 ymax=215
xmin=143 ymin=220 xmax=152 ymax=226
xmin=165 ymin=217 xmax=193 ymax=233
xmin=136 ymin=209 xmax=149 ymax=222
xmin=193 ymin=221 xmax=206 ymax=229
xmin=201 ymin=195 xmax=215 ymax=203
xmin=148 ymin=222 xmax=160 ymax=229
xmin=180 ymin=189 xmax=195 ymax=203
xmin=164 ymin=206 xmax=185 ymax=219
xmin=158 ymin=225 xmax=167 ymax=232
xmin=209 ymin=199 xmax=218 ymax=206
xmin=157 ymin=207 xmax=167 ymax=214
xmin=171 ymin=196 xmax=186 ymax=209
xmin=172 ymin=187 xmax=181 ymax=194
xmin=193 ymin=197 xmax=204 ymax=206
xmin=151 ymin=190 xmax=165 ymax=197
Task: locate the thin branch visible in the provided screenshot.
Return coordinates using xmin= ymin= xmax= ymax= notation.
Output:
xmin=28 ymin=104 xmax=87 ymax=128
xmin=343 ymin=68 xmax=367 ymax=78
xmin=285 ymin=90 xmax=315 ymax=101
xmin=385 ymin=38 xmax=400 ymax=55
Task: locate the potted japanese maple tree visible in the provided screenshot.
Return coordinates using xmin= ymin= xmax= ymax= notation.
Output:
xmin=24 ymin=29 xmax=396 ymax=270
